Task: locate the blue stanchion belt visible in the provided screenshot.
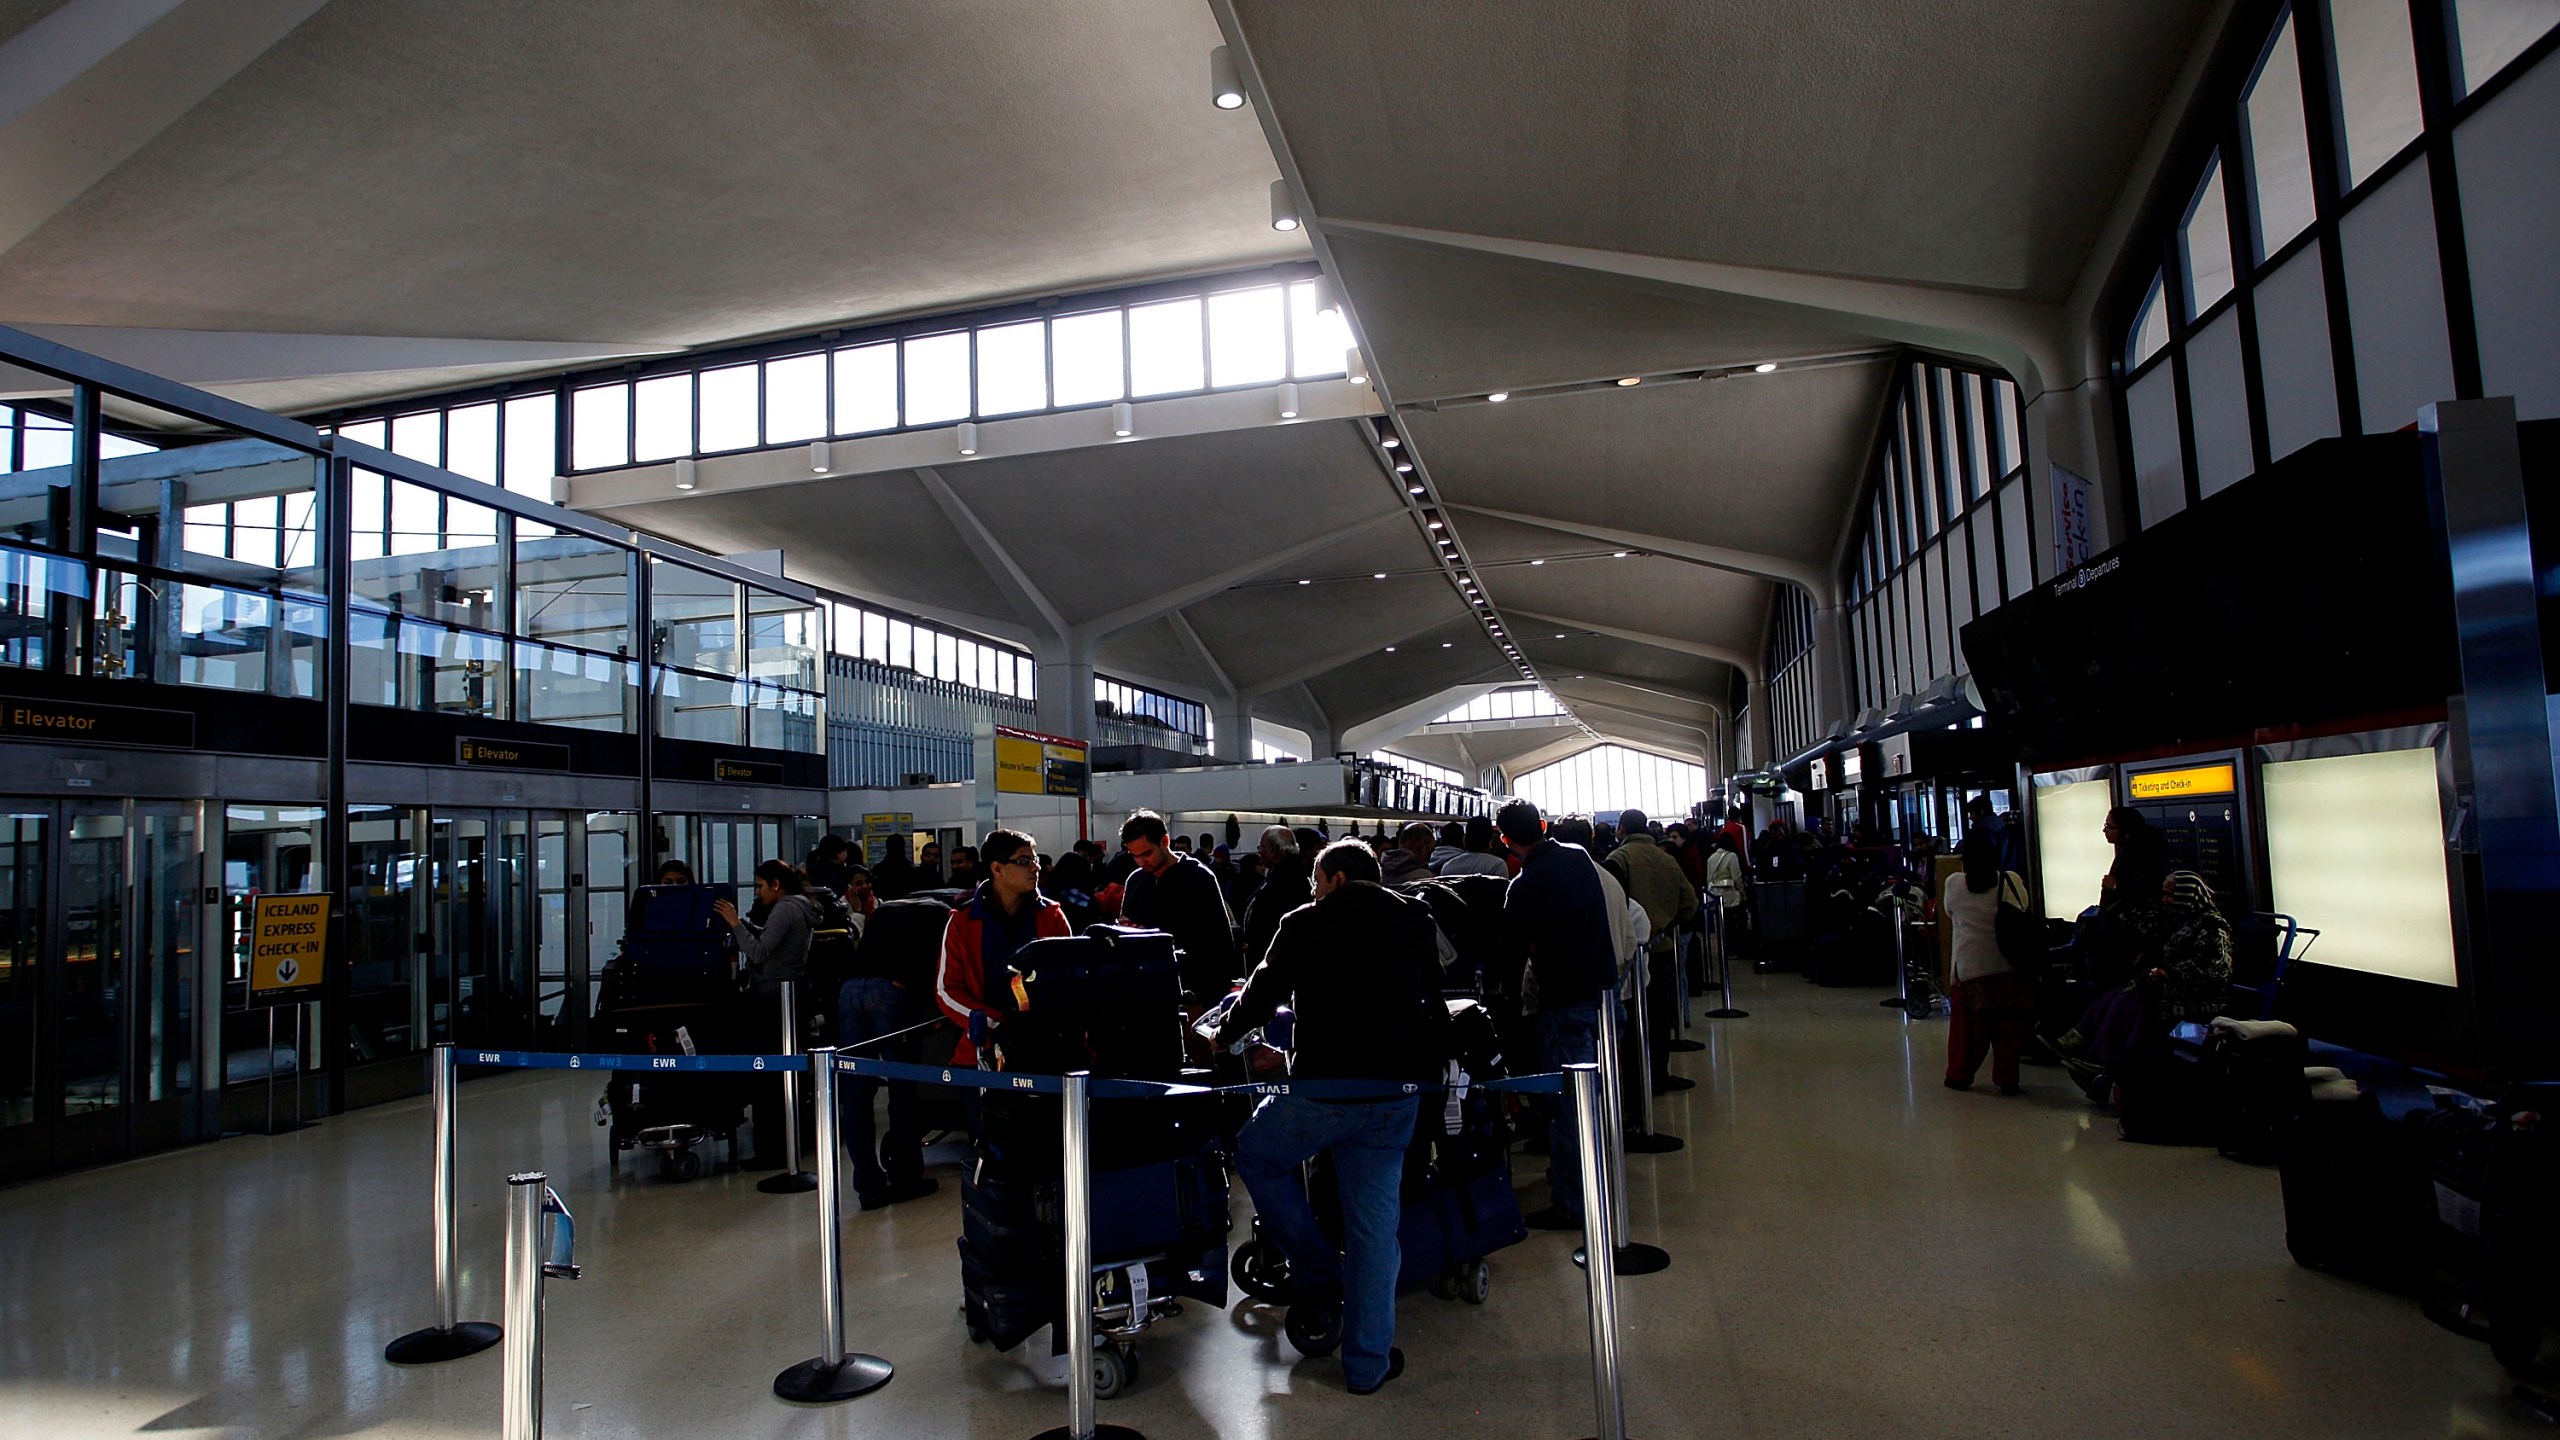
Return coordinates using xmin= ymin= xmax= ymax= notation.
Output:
xmin=458 ymin=1049 xmax=808 ymax=1074
xmin=830 ymin=1052 xmax=1565 ymax=1099
xmin=453 ymin=1047 xmax=1566 ymax=1097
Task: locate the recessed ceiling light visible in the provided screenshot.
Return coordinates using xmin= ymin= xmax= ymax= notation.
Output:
xmin=1384 ymin=645 xmax=1396 ymax=652
xmin=1408 ymin=484 xmax=1425 ymax=495
xmin=1529 ymin=558 xmax=1545 ymax=566
xmin=1395 ymin=462 xmax=1413 ymax=473
xmin=1616 ymin=376 xmax=1642 ymax=387
xmin=1486 ymin=391 xmax=1508 ymax=403
xmin=1754 ymin=362 xmax=1778 ymax=374
xmin=1554 ymin=633 xmax=1565 ymax=639
xmin=1427 ymin=519 xmax=1443 ymax=529
xmin=1442 ymin=642 xmax=1453 ymax=648
xmin=1372 ymin=571 xmax=1387 ymax=579
xmin=1297 ymin=578 xmax=1311 ymax=585
xmin=1380 ymin=434 xmax=1399 ymax=449
xmin=1612 ymin=550 xmax=1630 ymax=558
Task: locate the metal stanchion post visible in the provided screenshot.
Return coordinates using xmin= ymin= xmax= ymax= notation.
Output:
xmin=1577 ymin=992 xmax=1669 ymax=1275
xmin=1706 ymin=904 xmax=1749 ymax=1019
xmin=387 ymin=1044 xmax=502 ymax=1364
xmin=1030 ymin=1072 xmax=1142 ymax=1440
xmin=759 ymin=979 xmax=818 ymax=1194
xmin=1669 ymin=925 xmax=1705 ymax=1051
xmin=501 ymin=1173 xmax=547 ymax=1440
xmin=1567 ymin=1063 xmax=1629 ymax=1440
xmin=776 ymin=1048 xmax=894 ymax=1402
xmin=1623 ymin=949 xmax=1683 ymax=1155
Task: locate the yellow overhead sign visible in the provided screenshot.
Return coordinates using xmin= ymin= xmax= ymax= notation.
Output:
xmin=993 ymin=726 xmax=1089 ymax=797
xmin=2128 ymin=763 xmax=2237 ymax=801
xmin=247 ymin=893 xmax=331 ymax=1007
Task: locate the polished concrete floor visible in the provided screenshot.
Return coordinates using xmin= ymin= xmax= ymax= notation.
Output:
xmin=1 ymin=973 xmax=2547 ymax=1440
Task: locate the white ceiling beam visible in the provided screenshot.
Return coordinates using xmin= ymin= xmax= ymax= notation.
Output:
xmin=1163 ymin=609 xmax=1234 ymax=701
xmin=5 ymin=324 xmax=667 ymax=395
xmin=1071 ymin=510 xmax=1398 ymax=647
xmin=1449 ymin=504 xmax=1832 ymax=602
xmin=1316 ymin=217 xmax=2077 ymax=403
xmin=1553 ymin=670 xmax=1726 ymax=717
xmin=912 ymin=465 xmax=1070 ymax=640
xmin=0 ymin=0 xmax=334 ymax=257
xmin=560 ymin=382 xmax=1381 ymax=512
xmin=1511 ymin=609 xmax=1760 ymax=682
xmin=1335 ymin=680 xmax=1505 ymax=754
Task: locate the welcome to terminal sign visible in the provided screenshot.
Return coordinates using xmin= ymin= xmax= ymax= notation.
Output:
xmin=993 ymin=726 xmax=1089 ymax=797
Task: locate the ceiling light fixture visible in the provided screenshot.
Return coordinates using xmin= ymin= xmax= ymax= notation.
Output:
xmin=674 ymin=458 xmax=698 ymax=491
xmin=1616 ymin=376 xmax=1642 ymax=387
xmin=1269 ymin=179 xmax=1301 ymax=232
xmin=1110 ymin=401 xmax=1135 ymax=437
xmin=1394 ymin=462 xmax=1413 ymax=474
xmin=1277 ymin=381 xmax=1300 ymax=419
xmin=1529 ymin=558 xmax=1545 ymax=566
xmin=1347 ymin=347 xmax=1371 ymax=386
xmin=1408 ymin=484 xmax=1425 ymax=494
xmin=1442 ymin=642 xmax=1453 ymax=649
xmin=809 ymin=440 xmax=832 ymax=473
xmin=1297 ymin=578 xmax=1312 ymax=585
xmin=1427 ymin=519 xmax=1444 ymax=529
xmin=1486 ymin=391 xmax=1509 ymax=403
xmin=1311 ymin=275 xmax=1340 ymax=319
xmin=1385 ymin=645 xmax=1396 ymax=652
xmin=1210 ymin=45 xmax=1246 ymax=109
xmin=1380 ymin=434 xmax=1399 ymax=449
xmin=1612 ymin=550 xmax=1630 ymax=558
xmin=1373 ymin=572 xmax=1387 ymax=579
xmin=956 ymin=422 xmax=979 ymax=456
xmin=1754 ymin=362 xmax=1778 ymax=374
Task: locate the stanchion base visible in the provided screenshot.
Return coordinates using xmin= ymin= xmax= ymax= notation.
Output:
xmin=757 ymin=1170 xmax=820 ymax=1194
xmin=1029 ymin=1427 xmax=1146 ymax=1440
xmin=1704 ymin=1008 xmax=1750 ymax=1019
xmin=1668 ymin=1038 xmax=1706 ymax=1052
xmin=1625 ymin=1131 xmax=1684 ymax=1154
xmin=773 ymin=1352 xmax=894 ymax=1402
xmin=383 ymin=1321 xmax=501 ymax=1365
xmin=1572 ymin=1243 xmax=1672 ymax=1276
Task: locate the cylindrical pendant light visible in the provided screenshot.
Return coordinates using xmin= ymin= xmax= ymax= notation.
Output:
xmin=1210 ymin=45 xmax=1246 ymax=110
xmin=1269 ymin=179 xmax=1301 ymax=232
xmin=1110 ymin=402 xmax=1135 ymax=438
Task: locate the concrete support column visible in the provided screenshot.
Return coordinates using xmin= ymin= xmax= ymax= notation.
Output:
xmin=1032 ymin=634 xmax=1095 ymax=745
xmin=1811 ymin=605 xmax=1855 ymax=738
xmin=1212 ymin=691 xmax=1254 ymax=763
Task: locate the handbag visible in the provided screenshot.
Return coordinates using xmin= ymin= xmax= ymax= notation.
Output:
xmin=1993 ymin=874 xmax=2045 ymax=976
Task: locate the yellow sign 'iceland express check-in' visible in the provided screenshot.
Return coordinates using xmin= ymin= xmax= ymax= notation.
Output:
xmin=248 ymin=893 xmax=331 ymax=1004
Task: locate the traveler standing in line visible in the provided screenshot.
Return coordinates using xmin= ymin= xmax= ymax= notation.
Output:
xmin=945 ymin=844 xmax=981 ymax=892
xmin=1213 ymin=838 xmax=1442 ymax=1395
xmin=932 ymin=829 xmax=1072 ymax=1067
xmin=1964 ymin=794 xmax=2028 ymax=879
xmin=1608 ymin=809 xmax=1699 ymax=1096
xmin=916 ymin=839 xmax=947 ymax=890
xmin=805 ymin=834 xmax=854 ymax=894
xmin=1438 ymin=815 xmax=1512 ymax=878
xmin=1241 ymin=824 xmax=1312 ymax=965
xmin=1704 ymin=829 xmax=1748 ymax=919
xmin=1499 ymin=799 xmax=1619 ymax=1231
xmin=714 ymin=860 xmax=818 ymax=1168
xmin=1117 ymin=809 xmax=1242 ymax=1002
xmin=1381 ymin=822 xmax=1438 ymax=886
xmin=835 ymin=865 xmax=938 ymax=1209
xmin=872 ymin=835 xmax=917 ymax=900
xmin=1941 ymin=834 xmax=2036 ymax=1095
xmin=1429 ymin=821 xmax=1467 ymax=873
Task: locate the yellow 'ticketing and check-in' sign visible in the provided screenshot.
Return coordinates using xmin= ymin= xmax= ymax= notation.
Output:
xmin=2128 ymin=762 xmax=2237 ymax=801
xmin=247 ymin=893 xmax=331 ymax=1007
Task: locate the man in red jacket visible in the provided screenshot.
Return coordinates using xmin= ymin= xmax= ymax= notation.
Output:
xmin=934 ymin=828 xmax=1070 ymax=1066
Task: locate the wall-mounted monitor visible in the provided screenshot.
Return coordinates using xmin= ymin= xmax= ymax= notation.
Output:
xmin=2262 ymin=747 xmax=2457 ymax=988
xmin=2033 ymin=774 xmax=2115 ymax=920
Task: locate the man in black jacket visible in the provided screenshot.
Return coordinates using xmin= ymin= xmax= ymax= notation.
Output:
xmin=1213 ymin=839 xmax=1440 ymax=1395
xmin=1498 ymin=798 xmax=1619 ymax=1229
xmin=1240 ymin=824 xmax=1311 ymax=965
xmin=1118 ymin=809 xmax=1242 ymax=1001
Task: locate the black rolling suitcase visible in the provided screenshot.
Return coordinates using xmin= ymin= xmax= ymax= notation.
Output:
xmin=2280 ymin=1079 xmax=2431 ymax=1287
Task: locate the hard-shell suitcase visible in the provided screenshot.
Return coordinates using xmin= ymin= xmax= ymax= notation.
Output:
xmin=2280 ymin=1082 xmax=2430 ymax=1288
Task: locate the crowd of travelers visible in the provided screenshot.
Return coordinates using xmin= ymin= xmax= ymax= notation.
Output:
xmin=668 ymin=783 xmax=2232 ymax=1397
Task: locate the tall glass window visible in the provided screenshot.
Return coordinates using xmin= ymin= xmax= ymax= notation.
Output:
xmin=2244 ymin=13 xmax=2321 ymax=261
xmin=2181 ymin=155 xmax=2238 ymax=317
xmin=2446 ymin=0 xmax=2560 ymax=97
xmin=2328 ymin=0 xmax=2426 ymax=188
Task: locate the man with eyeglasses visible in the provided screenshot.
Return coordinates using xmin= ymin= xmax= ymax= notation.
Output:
xmin=933 ymin=828 xmax=1070 ymax=1069
xmin=1117 ymin=809 xmax=1242 ymax=1003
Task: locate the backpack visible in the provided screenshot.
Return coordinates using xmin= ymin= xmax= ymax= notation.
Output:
xmin=1993 ymin=873 xmax=2045 ymax=976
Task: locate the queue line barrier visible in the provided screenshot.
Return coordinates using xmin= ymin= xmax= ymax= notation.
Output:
xmin=384 ymin=1041 xmax=1639 ymax=1440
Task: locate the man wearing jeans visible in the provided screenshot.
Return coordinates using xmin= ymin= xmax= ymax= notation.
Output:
xmin=1497 ymin=799 xmax=1619 ymax=1230
xmin=1215 ymin=838 xmax=1443 ymax=1395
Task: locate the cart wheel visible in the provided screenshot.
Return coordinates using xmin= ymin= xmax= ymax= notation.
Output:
xmin=1461 ymin=1259 xmax=1491 ymax=1305
xmin=1283 ymin=1300 xmax=1343 ymax=1358
xmin=1904 ymin=994 xmax=1929 ymax=1020
xmin=1428 ymin=1268 xmax=1459 ymax=1300
xmin=673 ymin=1151 xmax=703 ymax=1182
xmin=1091 ymin=1345 xmax=1130 ymax=1400
xmin=1231 ymin=1239 xmax=1291 ymax=1301
xmin=965 ymin=1322 xmax=988 ymax=1345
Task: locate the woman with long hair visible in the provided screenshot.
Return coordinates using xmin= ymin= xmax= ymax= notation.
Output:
xmin=1942 ymin=833 xmax=2036 ymax=1095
